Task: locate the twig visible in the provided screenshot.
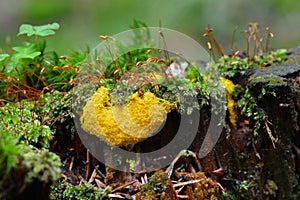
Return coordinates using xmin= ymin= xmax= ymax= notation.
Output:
xmin=112 ymin=180 xmax=138 ymax=193
xmin=264 ymin=119 xmax=278 ymax=148
xmin=252 ymin=138 xmax=261 ymax=160
xmin=176 ymin=185 xmax=185 ymax=194
xmin=173 ymin=179 xmax=201 ymax=188
xmin=292 ymin=143 xmax=300 ymax=157
xmin=88 ymin=169 xmax=97 ymax=183
xmin=140 ymin=174 xmax=148 ymax=184
xmin=86 ymin=149 xmax=91 ymax=180
xmin=159 ymin=30 xmax=170 ymax=66
xmin=165 ymin=151 xmax=183 ymax=178
xmin=69 ymin=156 xmax=74 ymax=172
xmin=231 ymin=25 xmax=239 ymax=51
xmin=217 ymin=182 xmax=225 ymax=191
xmin=177 ymin=195 xmax=189 ymax=199
xmin=95 ymin=179 xmax=106 ymax=189
xmin=165 ymin=150 xmax=201 ymax=178
xmin=76 ymin=172 xmax=87 ymax=184
xmin=108 ymin=194 xmax=125 ymax=199
xmin=95 ymin=165 xmax=106 ymax=179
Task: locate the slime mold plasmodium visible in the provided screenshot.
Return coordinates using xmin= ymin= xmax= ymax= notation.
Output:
xmin=221 ymin=78 xmax=238 ymax=127
xmin=80 ymin=86 xmax=176 ymax=147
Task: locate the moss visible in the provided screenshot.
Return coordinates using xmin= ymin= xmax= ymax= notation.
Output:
xmin=263 ymin=179 xmax=278 ymax=198
xmin=0 ymin=100 xmax=55 ymax=148
xmin=221 ymin=78 xmax=238 ymax=127
xmin=136 ymin=170 xmax=177 ymax=200
xmin=50 ymin=180 xmax=112 ymax=200
xmin=249 ymin=74 xmax=287 ymax=87
xmin=80 ymin=86 xmax=176 ymax=147
xmin=0 ymin=144 xmax=61 ymax=199
xmin=136 ymin=171 xmax=220 ymax=200
xmin=186 ymin=172 xmax=219 ymax=200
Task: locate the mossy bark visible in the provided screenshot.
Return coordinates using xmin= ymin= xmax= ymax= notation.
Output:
xmin=199 ymin=48 xmax=300 ymax=199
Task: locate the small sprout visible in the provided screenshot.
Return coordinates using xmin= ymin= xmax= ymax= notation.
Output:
xmin=146 ymin=49 xmax=152 ymax=54
xmin=233 ymin=50 xmax=241 ymax=58
xmin=62 ymin=65 xmax=72 ymax=72
xmin=113 ymin=69 xmax=120 ymax=76
xmin=136 ymin=61 xmax=143 ymax=66
xmin=99 ymin=35 xmax=113 ymax=41
xmin=203 ymin=26 xmax=224 ymax=57
xmin=7 ymin=76 xmax=13 ymax=82
xmin=58 ymin=55 xmax=67 ymax=60
xmin=248 ymin=22 xmax=259 ymax=32
xmin=207 ymin=41 xmax=212 ymax=51
xmin=230 ymin=61 xmax=240 ymax=66
xmin=146 ymin=57 xmax=157 ymax=63
xmin=69 ymin=78 xmax=74 ymax=85
xmin=40 ymin=67 xmax=46 ymax=74
xmin=159 ymin=31 xmax=164 ymax=37
xmin=265 ymin=26 xmax=275 ymax=52
xmin=156 ymin=59 xmax=164 ymax=64
xmin=52 ymin=66 xmax=59 ymax=71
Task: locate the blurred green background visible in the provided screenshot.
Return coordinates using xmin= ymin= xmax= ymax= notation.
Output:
xmin=1 ymin=0 xmax=300 ymax=54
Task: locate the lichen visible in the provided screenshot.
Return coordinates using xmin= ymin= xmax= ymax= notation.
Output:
xmin=80 ymin=86 xmax=176 ymax=147
xmin=221 ymin=78 xmax=238 ymax=127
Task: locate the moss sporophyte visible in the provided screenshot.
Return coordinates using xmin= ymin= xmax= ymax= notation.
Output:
xmin=80 ymin=86 xmax=176 ymax=147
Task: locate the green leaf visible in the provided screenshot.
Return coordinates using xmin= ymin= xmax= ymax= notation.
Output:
xmin=18 ymin=24 xmax=35 ymax=36
xmin=18 ymin=22 xmax=60 ymax=37
xmin=0 ymin=54 xmax=9 ymax=62
xmin=11 ymin=44 xmax=41 ymax=67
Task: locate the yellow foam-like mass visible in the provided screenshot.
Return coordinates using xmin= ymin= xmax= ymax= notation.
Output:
xmin=80 ymin=87 xmax=176 ymax=147
xmin=221 ymin=78 xmax=238 ymax=127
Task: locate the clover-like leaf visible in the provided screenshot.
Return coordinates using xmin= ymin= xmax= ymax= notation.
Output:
xmin=18 ymin=24 xmax=35 ymax=37
xmin=11 ymin=44 xmax=41 ymax=67
xmin=18 ymin=22 xmax=60 ymax=37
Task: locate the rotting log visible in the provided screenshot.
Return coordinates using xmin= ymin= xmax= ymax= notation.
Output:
xmin=199 ymin=47 xmax=300 ymax=199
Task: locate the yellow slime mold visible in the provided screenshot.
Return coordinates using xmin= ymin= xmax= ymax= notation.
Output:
xmin=221 ymin=78 xmax=238 ymax=127
xmin=80 ymin=87 xmax=176 ymax=147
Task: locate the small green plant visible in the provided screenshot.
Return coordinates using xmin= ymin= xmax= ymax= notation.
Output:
xmin=0 ymin=22 xmax=87 ymax=101
xmin=211 ymin=48 xmax=288 ymax=79
xmin=0 ymin=131 xmax=22 ymax=176
xmin=137 ymin=170 xmax=176 ymax=199
xmin=91 ymin=21 xmax=212 ymax=116
xmin=22 ymin=146 xmax=61 ymax=184
xmin=205 ymin=23 xmax=289 ymax=149
xmin=18 ymin=23 xmax=60 ymax=37
xmin=0 ymin=131 xmax=61 ymax=199
xmin=222 ymin=180 xmax=256 ymax=200
xmin=38 ymin=90 xmax=73 ymax=126
xmin=0 ymin=99 xmax=55 ymax=147
xmin=50 ymin=180 xmax=112 ymax=200
xmin=5 ymin=22 xmax=60 ymax=77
